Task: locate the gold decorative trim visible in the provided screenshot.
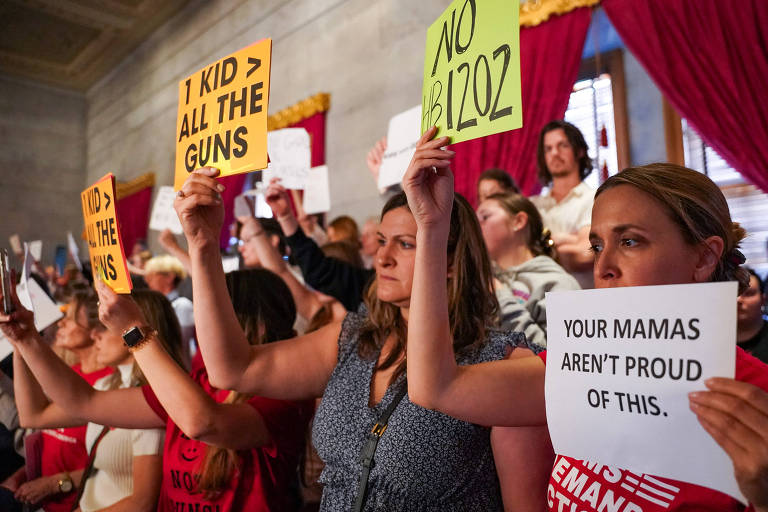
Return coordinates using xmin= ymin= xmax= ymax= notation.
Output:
xmin=520 ymin=0 xmax=600 ymax=27
xmin=267 ymin=92 xmax=331 ymax=131
xmin=116 ymin=172 xmax=155 ymax=199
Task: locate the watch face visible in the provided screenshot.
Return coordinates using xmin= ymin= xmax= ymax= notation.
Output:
xmin=122 ymin=326 xmax=145 ymax=347
xmin=60 ymin=478 xmax=73 ymax=492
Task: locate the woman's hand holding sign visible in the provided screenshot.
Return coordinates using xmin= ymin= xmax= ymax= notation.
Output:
xmin=401 ymin=126 xmax=455 ymax=231
xmin=0 ymin=270 xmax=36 ymax=346
xmin=690 ymin=378 xmax=768 ymax=511
xmin=174 ymin=167 xmax=225 ymax=250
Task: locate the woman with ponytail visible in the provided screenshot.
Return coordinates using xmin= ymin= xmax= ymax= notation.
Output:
xmin=405 ymin=161 xmax=768 ymax=511
xmin=0 ymin=269 xmax=313 ymax=511
xmin=476 ymin=192 xmax=579 ymax=349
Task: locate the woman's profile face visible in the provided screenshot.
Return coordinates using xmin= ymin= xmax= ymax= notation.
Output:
xmin=589 ymin=185 xmax=705 ymax=289
xmin=92 ymin=326 xmax=132 ymax=367
xmin=375 ymin=207 xmax=417 ymax=308
xmin=55 ymin=304 xmax=93 ymax=349
xmin=476 ymin=199 xmax=520 ymax=261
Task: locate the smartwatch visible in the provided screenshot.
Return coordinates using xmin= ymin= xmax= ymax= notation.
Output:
xmin=122 ymin=325 xmax=155 ymax=351
xmin=58 ymin=473 xmax=73 ymax=493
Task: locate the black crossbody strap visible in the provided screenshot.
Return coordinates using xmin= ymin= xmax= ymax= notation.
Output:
xmin=352 ymin=380 xmax=408 ymax=512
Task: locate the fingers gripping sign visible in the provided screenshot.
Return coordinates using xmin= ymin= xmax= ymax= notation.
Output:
xmin=690 ymin=378 xmax=768 ymax=509
xmin=0 ymin=269 xmax=36 ymax=344
xmin=265 ymin=177 xmax=292 ymax=219
xmin=174 ymin=167 xmax=226 ymax=249
xmin=94 ymin=278 xmax=147 ymax=335
xmin=401 ymin=126 xmax=456 ymax=229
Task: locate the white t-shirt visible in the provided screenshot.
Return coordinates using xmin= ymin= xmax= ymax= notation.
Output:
xmin=531 ymin=181 xmax=595 ymax=288
xmin=79 ymin=364 xmax=164 ymax=512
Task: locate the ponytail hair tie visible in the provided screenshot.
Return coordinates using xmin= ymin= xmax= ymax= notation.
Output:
xmin=541 ymin=228 xmax=555 ymax=248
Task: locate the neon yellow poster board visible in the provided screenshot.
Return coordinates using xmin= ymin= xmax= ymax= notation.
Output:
xmin=80 ymin=174 xmax=133 ymax=294
xmin=422 ymin=0 xmax=522 ymax=144
xmin=174 ymin=39 xmax=272 ymax=190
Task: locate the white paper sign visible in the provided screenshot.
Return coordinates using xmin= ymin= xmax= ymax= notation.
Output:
xmin=67 ymin=231 xmax=83 ymax=271
xmin=302 ymin=166 xmax=331 ymax=215
xmin=0 ymin=261 xmax=64 ymax=358
xmin=266 ymin=128 xmax=311 ymax=190
xmin=149 ymin=186 xmax=184 ymax=234
xmin=221 ymin=255 xmax=240 ymax=274
xmin=28 ymin=241 xmax=42 ymax=262
xmin=545 ymin=282 xmax=743 ymax=502
xmin=19 ymin=244 xmax=34 ymax=311
xmin=378 ymin=105 xmax=422 ymax=189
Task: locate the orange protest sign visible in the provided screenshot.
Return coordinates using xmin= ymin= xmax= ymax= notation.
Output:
xmin=174 ymin=39 xmax=272 ymax=190
xmin=80 ymin=174 xmax=132 ymax=294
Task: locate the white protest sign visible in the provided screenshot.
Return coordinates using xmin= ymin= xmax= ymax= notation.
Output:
xmin=545 ymin=282 xmax=743 ymax=502
xmin=221 ymin=255 xmax=240 ymax=274
xmin=67 ymin=231 xmax=83 ymax=271
xmin=266 ymin=128 xmax=311 ymax=189
xmin=149 ymin=186 xmax=184 ymax=234
xmin=28 ymin=241 xmax=42 ymax=262
xmin=19 ymin=244 xmax=34 ymax=311
xmin=0 ymin=256 xmax=64 ymax=358
xmin=302 ymin=165 xmax=330 ymax=215
xmin=378 ymin=105 xmax=422 ymax=189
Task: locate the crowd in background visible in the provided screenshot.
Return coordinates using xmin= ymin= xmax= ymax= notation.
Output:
xmin=0 ymin=118 xmax=767 ymax=512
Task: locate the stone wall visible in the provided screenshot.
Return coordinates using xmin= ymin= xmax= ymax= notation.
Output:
xmin=0 ymin=76 xmax=86 ymax=267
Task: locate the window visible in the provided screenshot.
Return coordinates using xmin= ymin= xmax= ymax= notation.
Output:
xmin=682 ymin=120 xmax=768 ymax=276
xmin=565 ymin=75 xmax=619 ymax=189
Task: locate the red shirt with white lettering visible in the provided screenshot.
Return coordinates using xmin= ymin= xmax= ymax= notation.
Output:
xmin=141 ymin=366 xmax=313 ymax=512
xmin=39 ymin=363 xmax=112 ymax=512
xmin=540 ymin=348 xmax=766 ymax=511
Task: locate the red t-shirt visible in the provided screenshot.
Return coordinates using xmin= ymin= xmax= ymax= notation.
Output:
xmin=540 ymin=348 xmax=767 ymax=511
xmin=40 ymin=363 xmax=113 ymax=512
xmin=141 ymin=366 xmax=313 ymax=512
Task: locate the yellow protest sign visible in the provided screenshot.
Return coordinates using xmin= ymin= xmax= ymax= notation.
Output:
xmin=174 ymin=39 xmax=272 ymax=190
xmin=80 ymin=174 xmax=133 ymax=294
xmin=422 ymin=0 xmax=522 ymax=144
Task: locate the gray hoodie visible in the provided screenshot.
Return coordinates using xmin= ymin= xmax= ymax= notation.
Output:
xmin=494 ymin=255 xmax=580 ymax=351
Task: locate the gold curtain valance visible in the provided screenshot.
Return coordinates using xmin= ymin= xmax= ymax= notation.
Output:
xmin=520 ymin=0 xmax=600 ymax=27
xmin=267 ymin=92 xmax=331 ymax=131
xmin=116 ymin=172 xmax=155 ymax=199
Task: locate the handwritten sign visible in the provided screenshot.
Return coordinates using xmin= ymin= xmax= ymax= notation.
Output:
xmin=545 ymin=282 xmax=743 ymax=502
xmin=80 ymin=174 xmax=132 ymax=293
xmin=266 ymin=128 xmax=311 ymax=189
xmin=422 ymin=0 xmax=522 ymax=144
xmin=379 ymin=105 xmax=422 ymax=189
xmin=149 ymin=186 xmax=184 ymax=234
xmin=302 ymin=165 xmax=331 ymax=215
xmin=174 ymin=39 xmax=272 ymax=190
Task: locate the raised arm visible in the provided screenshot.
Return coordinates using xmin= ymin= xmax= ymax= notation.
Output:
xmin=266 ymin=178 xmax=374 ymax=311
xmin=0 ymin=281 xmax=162 ymax=430
xmin=403 ymin=128 xmax=546 ymax=427
xmin=175 ymin=168 xmax=341 ymax=399
xmin=238 ymin=216 xmax=322 ymax=322
xmin=96 ymin=280 xmax=276 ymax=450
xmin=158 ymin=228 xmax=192 ymax=274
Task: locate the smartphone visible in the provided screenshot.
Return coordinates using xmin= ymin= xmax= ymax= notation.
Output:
xmin=0 ymin=249 xmax=14 ymax=315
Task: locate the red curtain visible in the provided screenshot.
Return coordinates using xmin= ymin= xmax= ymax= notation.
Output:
xmin=603 ymin=0 xmax=768 ymax=193
xmin=116 ymin=186 xmax=153 ymax=252
xmin=450 ymin=7 xmax=592 ymax=205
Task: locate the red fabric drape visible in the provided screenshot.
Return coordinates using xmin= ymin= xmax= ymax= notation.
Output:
xmin=603 ymin=0 xmax=768 ymax=193
xmin=451 ymin=7 xmax=592 ymax=205
xmin=116 ymin=186 xmax=152 ymax=253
